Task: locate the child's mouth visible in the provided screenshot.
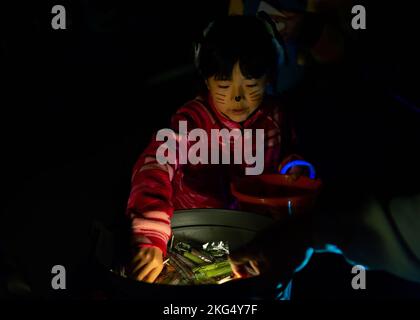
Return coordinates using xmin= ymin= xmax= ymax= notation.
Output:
xmin=231 ymin=108 xmax=248 ymax=115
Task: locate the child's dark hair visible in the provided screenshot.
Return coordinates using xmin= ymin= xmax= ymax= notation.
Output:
xmin=195 ymin=16 xmax=278 ymax=82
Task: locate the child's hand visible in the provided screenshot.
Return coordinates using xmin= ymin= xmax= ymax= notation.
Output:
xmin=287 ymin=166 xmax=303 ymax=182
xmin=129 ymin=247 xmax=164 ymax=283
xmin=278 ymin=162 xmax=304 ymax=182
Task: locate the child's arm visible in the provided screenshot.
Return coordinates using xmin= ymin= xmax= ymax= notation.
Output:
xmin=127 ymin=113 xmax=191 ymax=254
xmin=126 ymin=141 xmax=175 ymax=256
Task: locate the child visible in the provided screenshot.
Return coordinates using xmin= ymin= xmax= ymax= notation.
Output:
xmin=126 ymin=16 xmax=301 ymax=282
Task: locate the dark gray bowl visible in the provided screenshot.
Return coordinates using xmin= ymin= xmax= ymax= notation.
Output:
xmin=102 ymin=209 xmax=292 ymax=300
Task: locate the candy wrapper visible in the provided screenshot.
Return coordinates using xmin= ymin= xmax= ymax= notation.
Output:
xmin=202 ymin=241 xmax=230 ymax=258
xmin=153 ymin=239 xmax=234 ymax=285
xmin=113 ymin=238 xmax=238 ymax=285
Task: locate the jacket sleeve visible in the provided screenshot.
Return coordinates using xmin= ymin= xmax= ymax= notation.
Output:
xmin=126 ymin=112 xmax=195 ymax=256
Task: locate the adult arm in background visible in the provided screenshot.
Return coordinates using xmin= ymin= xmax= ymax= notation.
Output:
xmin=229 ymin=186 xmax=420 ymax=284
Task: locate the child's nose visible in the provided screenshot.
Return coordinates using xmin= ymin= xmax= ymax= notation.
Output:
xmin=231 ymin=86 xmax=244 ymax=102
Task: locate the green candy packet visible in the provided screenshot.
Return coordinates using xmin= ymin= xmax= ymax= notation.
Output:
xmin=156 ymin=239 xmax=233 ymax=285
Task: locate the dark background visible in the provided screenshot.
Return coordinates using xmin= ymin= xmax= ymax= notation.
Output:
xmin=0 ymin=0 xmax=419 ymax=299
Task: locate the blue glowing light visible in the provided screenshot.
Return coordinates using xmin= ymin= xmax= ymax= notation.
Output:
xmin=279 ymin=160 xmax=316 ymax=179
xmin=324 ymin=244 xmax=344 ymax=255
xmin=288 ymin=200 xmax=293 ymax=216
xmin=295 ymin=248 xmax=315 ymax=273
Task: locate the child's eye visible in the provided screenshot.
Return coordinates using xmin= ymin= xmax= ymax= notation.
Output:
xmin=218 ymin=85 xmax=230 ymax=89
xmin=246 ymin=84 xmax=258 ymax=88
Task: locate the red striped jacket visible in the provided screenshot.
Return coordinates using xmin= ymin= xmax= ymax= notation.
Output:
xmin=126 ymin=93 xmax=300 ymax=255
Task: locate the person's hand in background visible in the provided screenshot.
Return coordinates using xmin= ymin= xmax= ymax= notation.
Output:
xmin=129 ymin=246 xmax=164 ymax=283
xmin=228 ymin=217 xmax=315 ymax=280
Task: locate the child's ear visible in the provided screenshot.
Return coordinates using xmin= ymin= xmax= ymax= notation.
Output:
xmin=205 ymin=79 xmax=210 ymax=89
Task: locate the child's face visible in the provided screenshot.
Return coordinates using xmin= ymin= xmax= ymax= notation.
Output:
xmin=206 ymin=62 xmax=267 ymax=123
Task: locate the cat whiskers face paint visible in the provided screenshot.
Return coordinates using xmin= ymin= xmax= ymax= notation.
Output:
xmin=207 ymin=62 xmax=267 ymax=123
xmin=248 ymin=88 xmax=263 ymax=102
xmin=215 ymin=92 xmax=227 ymax=104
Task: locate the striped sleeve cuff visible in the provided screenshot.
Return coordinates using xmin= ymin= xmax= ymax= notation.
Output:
xmin=131 ymin=211 xmax=172 ymax=257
